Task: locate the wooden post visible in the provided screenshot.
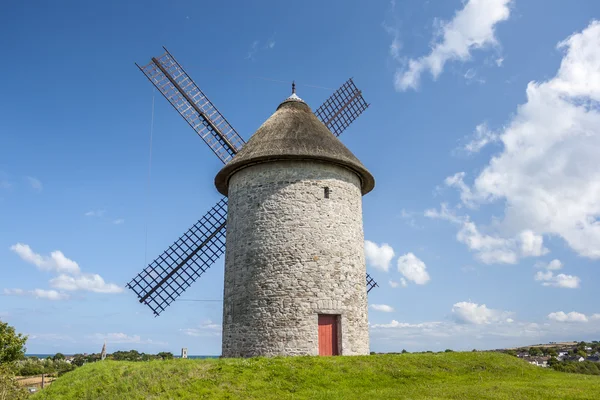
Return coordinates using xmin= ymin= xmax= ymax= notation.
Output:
xmin=41 ymin=374 xmax=45 ymax=389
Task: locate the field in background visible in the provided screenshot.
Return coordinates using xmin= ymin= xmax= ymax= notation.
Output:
xmin=33 ymin=352 xmax=599 ymax=399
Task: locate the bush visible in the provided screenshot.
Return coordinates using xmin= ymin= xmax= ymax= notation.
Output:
xmin=551 ymin=361 xmax=600 ymax=376
xmin=0 ymin=364 xmax=27 ymax=400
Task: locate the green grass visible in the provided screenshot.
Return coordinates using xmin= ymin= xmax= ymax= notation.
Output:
xmin=33 ymin=352 xmax=600 ymax=399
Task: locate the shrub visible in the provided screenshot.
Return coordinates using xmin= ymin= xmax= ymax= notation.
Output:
xmin=0 ymin=364 xmax=27 ymax=400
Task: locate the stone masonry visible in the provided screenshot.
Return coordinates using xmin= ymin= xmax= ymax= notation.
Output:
xmin=221 ymin=160 xmax=369 ymax=357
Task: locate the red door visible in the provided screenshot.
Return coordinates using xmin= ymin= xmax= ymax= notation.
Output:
xmin=318 ymin=315 xmax=339 ymax=356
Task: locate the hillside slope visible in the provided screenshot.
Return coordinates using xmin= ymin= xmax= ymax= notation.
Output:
xmin=34 ymin=352 xmax=599 ymax=399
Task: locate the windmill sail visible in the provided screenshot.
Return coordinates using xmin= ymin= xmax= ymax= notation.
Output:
xmin=129 ymin=50 xmax=377 ymax=316
xmin=137 ymin=48 xmax=245 ymax=164
xmin=127 ymin=199 xmax=228 ymax=316
xmin=314 ymin=78 xmax=369 ymax=137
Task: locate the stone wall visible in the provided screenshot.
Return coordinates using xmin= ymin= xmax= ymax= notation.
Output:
xmin=221 ymin=160 xmax=369 ymax=357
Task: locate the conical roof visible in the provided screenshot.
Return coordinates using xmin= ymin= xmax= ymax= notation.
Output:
xmin=214 ymin=96 xmax=375 ymax=196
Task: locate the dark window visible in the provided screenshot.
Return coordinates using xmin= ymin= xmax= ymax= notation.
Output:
xmin=324 ymin=187 xmax=330 ymax=199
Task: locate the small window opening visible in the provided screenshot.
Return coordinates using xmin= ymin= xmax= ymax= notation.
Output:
xmin=324 ymin=187 xmax=330 ymax=199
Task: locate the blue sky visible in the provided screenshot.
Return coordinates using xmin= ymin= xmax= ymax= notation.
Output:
xmin=1 ymin=0 xmax=599 ymax=355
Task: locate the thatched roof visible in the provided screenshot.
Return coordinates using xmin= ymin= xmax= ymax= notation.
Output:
xmin=214 ymin=97 xmax=375 ymax=196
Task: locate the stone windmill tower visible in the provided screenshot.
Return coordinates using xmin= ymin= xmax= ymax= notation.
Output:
xmin=215 ymin=89 xmax=375 ymax=357
xmin=127 ymin=49 xmax=378 ymax=357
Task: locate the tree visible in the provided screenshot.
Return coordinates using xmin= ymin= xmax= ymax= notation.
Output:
xmin=401 ymin=349 xmax=408 ymax=354
xmin=0 ymin=320 xmax=27 ymax=364
xmin=529 ymin=347 xmax=542 ymax=356
xmin=157 ymin=352 xmax=174 ymax=360
xmin=444 ymin=349 xmax=454 ymax=353
xmin=53 ymin=352 xmax=66 ymax=361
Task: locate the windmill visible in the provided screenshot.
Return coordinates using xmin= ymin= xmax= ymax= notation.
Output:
xmin=127 ymin=48 xmax=378 ymax=355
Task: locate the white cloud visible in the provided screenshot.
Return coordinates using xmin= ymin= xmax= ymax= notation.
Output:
xmin=496 ymin=57 xmax=504 ymax=67
xmin=535 ymin=271 xmax=581 ymax=289
xmin=112 ymin=219 xmax=124 ymax=225
xmin=457 ymin=21 xmax=600 ymax=259
xmin=400 ymin=278 xmax=407 ymax=287
xmin=50 ymin=274 xmax=123 ymax=293
xmin=10 ymin=243 xmax=80 ymax=274
xmin=26 ymin=177 xmax=42 ymax=192
xmin=451 ymin=301 xmax=512 ymax=325
xmin=519 ymin=230 xmax=549 ymax=257
xmin=394 ymin=0 xmax=512 ymax=91
xmin=548 ymin=311 xmax=588 ymax=323
xmin=371 ymin=304 xmax=395 ymax=313
xmin=365 ymin=240 xmax=395 ymax=272
xmin=85 ymin=210 xmax=105 ymax=217
xmin=3 ymin=288 xmax=69 ymax=300
xmin=444 ymin=172 xmax=475 ymax=207
xmin=397 ymin=253 xmax=430 ymax=284
xmin=388 ymin=280 xmax=400 ymax=288
xmin=371 ymin=320 xmax=442 ymax=329
xmin=464 ymin=123 xmax=500 ymax=154
xmin=456 ymin=220 xmax=517 ymax=264
xmin=544 ymin=259 xmax=563 ymax=271
xmin=370 ymin=301 xmax=600 ymax=351
xmin=426 ymin=204 xmax=548 ymax=264
xmin=180 ymin=320 xmax=221 ymax=337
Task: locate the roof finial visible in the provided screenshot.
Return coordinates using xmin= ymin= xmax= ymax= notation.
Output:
xmin=292 ymin=81 xmax=296 ymax=95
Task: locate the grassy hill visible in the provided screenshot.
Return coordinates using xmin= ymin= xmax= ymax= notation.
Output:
xmin=33 ymin=352 xmax=599 ymax=399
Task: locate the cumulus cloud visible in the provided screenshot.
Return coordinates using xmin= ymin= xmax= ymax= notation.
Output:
xmin=394 ymin=0 xmax=512 ymax=91
xmin=365 ymin=240 xmax=395 ymax=272
xmin=397 ymin=253 xmax=430 ymax=284
xmin=10 ymin=243 xmax=80 ymax=274
xmin=519 ymin=230 xmax=549 ymax=257
xmin=535 ymin=271 xmax=580 ymax=289
xmin=50 ymin=274 xmax=123 ymax=294
xmin=370 ymin=302 xmax=600 ymax=351
xmin=537 ymin=259 xmax=563 ymax=271
xmin=8 ymin=242 xmax=122 ymax=296
xmin=451 ymin=301 xmax=512 ymax=325
xmin=3 ymin=288 xmax=69 ymax=300
xmin=388 ymin=280 xmax=400 ymax=288
xmin=547 ymin=311 xmax=589 ymax=323
xmin=534 ymin=259 xmax=580 ymax=288
xmin=426 ymin=204 xmax=547 ymax=264
xmin=371 ymin=304 xmax=395 ymax=313
xmin=453 ymin=21 xmax=600 ymax=259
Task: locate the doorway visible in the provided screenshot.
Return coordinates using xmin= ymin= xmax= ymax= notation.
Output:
xmin=318 ymin=314 xmax=339 ymax=356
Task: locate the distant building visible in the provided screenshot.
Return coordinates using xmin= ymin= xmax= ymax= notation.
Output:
xmin=181 ymin=348 xmax=188 ymax=359
xmin=527 ymin=356 xmax=550 ymax=367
